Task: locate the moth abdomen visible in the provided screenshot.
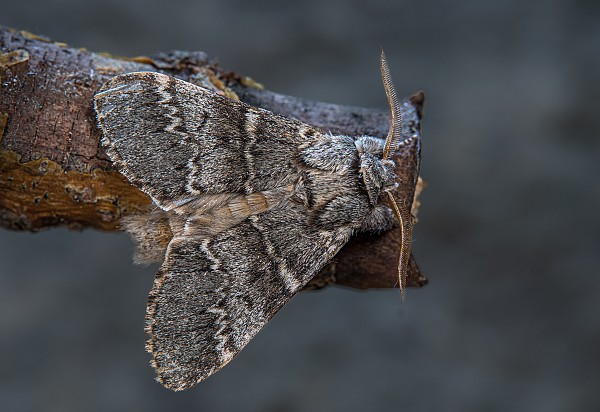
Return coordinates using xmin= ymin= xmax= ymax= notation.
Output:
xmin=182 ymin=186 xmax=292 ymax=237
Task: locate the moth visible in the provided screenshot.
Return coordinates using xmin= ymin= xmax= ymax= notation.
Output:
xmin=94 ymin=51 xmax=413 ymax=391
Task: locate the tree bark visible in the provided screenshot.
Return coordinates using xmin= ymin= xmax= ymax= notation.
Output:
xmin=0 ymin=27 xmax=428 ymax=290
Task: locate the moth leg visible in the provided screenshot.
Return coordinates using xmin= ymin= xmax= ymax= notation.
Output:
xmin=310 ymin=193 xmax=396 ymax=233
xmin=358 ymin=203 xmax=398 ymax=233
xmin=311 ymin=194 xmax=369 ymax=230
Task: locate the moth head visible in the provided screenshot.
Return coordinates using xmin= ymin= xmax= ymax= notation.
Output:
xmin=356 ymin=137 xmax=398 ymax=205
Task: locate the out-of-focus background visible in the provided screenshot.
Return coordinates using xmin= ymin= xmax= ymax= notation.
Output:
xmin=1 ymin=1 xmax=599 ymax=411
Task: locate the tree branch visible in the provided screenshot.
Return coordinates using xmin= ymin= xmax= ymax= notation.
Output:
xmin=0 ymin=27 xmax=428 ymax=289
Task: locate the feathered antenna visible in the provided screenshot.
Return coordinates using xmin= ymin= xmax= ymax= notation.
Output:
xmin=381 ymin=49 xmax=403 ymax=161
xmin=380 ymin=49 xmax=412 ymax=299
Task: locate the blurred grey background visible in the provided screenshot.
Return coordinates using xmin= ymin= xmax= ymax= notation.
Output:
xmin=1 ymin=0 xmax=599 ymax=411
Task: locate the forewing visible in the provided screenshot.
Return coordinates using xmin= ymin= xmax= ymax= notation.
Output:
xmin=147 ymin=199 xmax=352 ymax=390
xmin=94 ymin=72 xmax=322 ymax=209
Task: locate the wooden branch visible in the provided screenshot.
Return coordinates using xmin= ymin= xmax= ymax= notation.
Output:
xmin=0 ymin=27 xmax=428 ymax=290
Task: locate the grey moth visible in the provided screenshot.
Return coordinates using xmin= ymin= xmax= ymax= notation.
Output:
xmin=94 ymin=51 xmax=413 ymax=390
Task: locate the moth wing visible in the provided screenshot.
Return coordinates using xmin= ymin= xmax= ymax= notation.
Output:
xmin=94 ymin=72 xmax=321 ymax=210
xmin=147 ymin=200 xmax=352 ymax=390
